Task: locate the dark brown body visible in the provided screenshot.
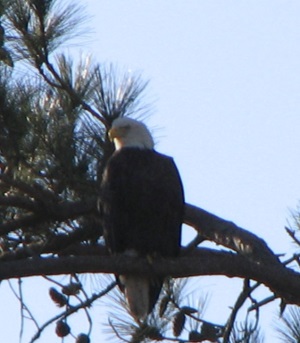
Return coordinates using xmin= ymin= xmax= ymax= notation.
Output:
xmin=100 ymin=147 xmax=184 ymax=316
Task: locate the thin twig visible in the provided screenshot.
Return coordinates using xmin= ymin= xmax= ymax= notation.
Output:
xmin=74 ymin=273 xmax=90 ymax=302
xmin=42 ymin=275 xmax=64 ymax=288
xmin=223 ymin=279 xmax=253 ymax=342
xmin=38 ymin=60 xmax=106 ymax=125
xmin=248 ymin=295 xmax=277 ymax=312
xmin=285 ymin=226 xmax=300 ymax=246
xmin=18 ymin=279 xmax=25 ymax=341
xmin=30 ymin=281 xmax=116 ymax=342
xmin=74 ymin=293 xmax=93 ymax=336
xmin=8 ymin=280 xmax=40 ymax=334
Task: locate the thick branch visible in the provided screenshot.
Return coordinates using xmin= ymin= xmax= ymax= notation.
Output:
xmin=0 ymin=195 xmax=39 ymax=211
xmin=184 ymin=203 xmax=279 ymax=264
xmin=0 ymin=200 xmax=281 ymax=267
xmin=0 ymin=201 xmax=295 ymax=307
xmin=0 ymin=198 xmax=96 ymax=235
xmin=0 ymin=248 xmax=299 ymax=305
xmin=0 ymin=174 xmax=57 ymax=203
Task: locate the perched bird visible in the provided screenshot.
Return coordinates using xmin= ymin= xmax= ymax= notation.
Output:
xmin=100 ymin=117 xmax=184 ymax=320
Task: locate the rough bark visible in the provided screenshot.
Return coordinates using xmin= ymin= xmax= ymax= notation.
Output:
xmin=0 ymin=248 xmax=298 ymax=304
xmin=0 ymin=201 xmax=298 ymax=306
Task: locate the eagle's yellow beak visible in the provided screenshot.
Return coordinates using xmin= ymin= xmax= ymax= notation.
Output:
xmin=108 ymin=125 xmax=129 ymax=142
xmin=108 ymin=127 xmax=119 ymax=142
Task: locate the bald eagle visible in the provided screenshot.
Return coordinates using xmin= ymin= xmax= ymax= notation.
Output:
xmin=100 ymin=117 xmax=184 ymax=320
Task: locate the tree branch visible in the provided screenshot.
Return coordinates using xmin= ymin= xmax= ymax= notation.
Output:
xmin=0 ymin=248 xmax=299 ymax=306
xmin=184 ymin=203 xmax=279 ymax=264
xmin=0 ymin=199 xmax=281 ymax=268
xmin=222 ymin=279 xmax=256 ymax=342
xmin=1 ymin=201 xmax=297 ymax=309
xmin=0 ymin=195 xmax=39 ymax=211
xmin=0 ymin=174 xmax=57 ymax=203
xmin=0 ymin=198 xmax=96 ymax=235
xmin=30 ymin=281 xmax=116 ymax=343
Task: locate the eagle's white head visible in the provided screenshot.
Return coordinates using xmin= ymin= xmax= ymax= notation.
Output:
xmin=108 ymin=117 xmax=154 ymax=151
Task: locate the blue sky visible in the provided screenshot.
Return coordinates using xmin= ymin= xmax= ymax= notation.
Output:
xmin=2 ymin=1 xmax=300 ymax=342
xmin=83 ymin=1 xmax=300 ymax=247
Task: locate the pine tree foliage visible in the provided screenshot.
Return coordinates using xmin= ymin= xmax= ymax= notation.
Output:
xmin=0 ymin=0 xmax=149 ymax=249
xmin=0 ymin=2 xmax=149 ymax=339
xmin=229 ymin=322 xmax=264 ymax=343
xmin=1 ymin=1 xmax=300 ymax=342
xmin=276 ymin=306 xmax=300 ymax=343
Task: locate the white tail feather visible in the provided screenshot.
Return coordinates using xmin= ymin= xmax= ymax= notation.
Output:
xmin=120 ymin=275 xmax=149 ymax=320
